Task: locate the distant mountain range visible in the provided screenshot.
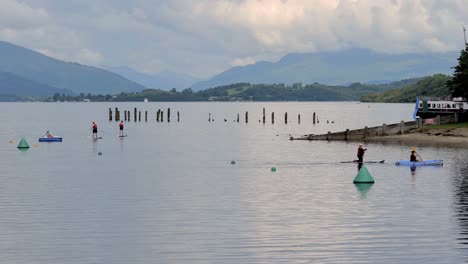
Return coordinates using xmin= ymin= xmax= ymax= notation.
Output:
xmin=106 ymin=66 xmax=200 ymax=90
xmin=0 ymin=71 xmax=71 ymax=100
xmin=191 ymin=49 xmax=457 ymax=90
xmin=0 ymin=41 xmax=144 ymax=95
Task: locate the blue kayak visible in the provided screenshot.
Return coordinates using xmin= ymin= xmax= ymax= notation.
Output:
xmin=39 ymin=137 xmax=62 ymax=142
xmin=395 ymin=160 xmax=443 ymax=166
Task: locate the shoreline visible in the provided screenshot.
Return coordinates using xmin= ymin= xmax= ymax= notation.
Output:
xmin=365 ymin=127 xmax=468 ymax=147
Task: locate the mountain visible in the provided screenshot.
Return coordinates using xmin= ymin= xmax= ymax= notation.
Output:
xmin=191 ymin=49 xmax=457 ymax=90
xmin=0 ymin=41 xmax=145 ymax=94
xmin=0 ymin=71 xmax=72 ymax=100
xmin=360 ymin=74 xmax=451 ymax=103
xmin=107 ymin=66 xmax=200 ymax=90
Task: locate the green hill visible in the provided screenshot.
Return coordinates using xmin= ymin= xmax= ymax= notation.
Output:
xmin=360 ymin=74 xmax=451 ymax=103
xmin=107 ymin=78 xmax=421 ymax=102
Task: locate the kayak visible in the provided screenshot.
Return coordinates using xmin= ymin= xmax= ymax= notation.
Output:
xmin=341 ymin=160 xmax=385 ymax=164
xmin=395 ymin=160 xmax=443 ymax=166
xmin=39 ymin=137 xmax=62 ymax=142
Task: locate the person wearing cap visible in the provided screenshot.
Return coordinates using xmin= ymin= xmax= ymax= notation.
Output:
xmin=357 ymin=144 xmax=367 ymax=163
xmin=119 ymin=121 xmax=124 ymax=136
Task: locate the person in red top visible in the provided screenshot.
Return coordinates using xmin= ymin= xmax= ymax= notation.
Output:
xmin=92 ymin=121 xmax=98 ymax=139
xmin=45 ymin=131 xmax=53 ymax=138
xmin=119 ymin=121 xmax=124 ymax=136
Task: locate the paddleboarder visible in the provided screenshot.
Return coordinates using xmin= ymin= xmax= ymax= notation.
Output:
xmin=119 ymin=121 xmax=124 ymax=136
xmin=92 ymin=121 xmax=98 ymax=139
xmin=357 ymin=144 xmax=367 ymax=163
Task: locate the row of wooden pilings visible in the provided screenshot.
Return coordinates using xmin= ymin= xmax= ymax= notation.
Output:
xmin=109 ymin=108 xmax=180 ymax=122
xmin=208 ymin=107 xmax=319 ymax=124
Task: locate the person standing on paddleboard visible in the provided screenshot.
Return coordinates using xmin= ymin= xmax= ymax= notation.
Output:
xmin=92 ymin=121 xmax=98 ymax=139
xmin=119 ymin=121 xmax=124 ymax=136
xmin=357 ymin=144 xmax=367 ymax=163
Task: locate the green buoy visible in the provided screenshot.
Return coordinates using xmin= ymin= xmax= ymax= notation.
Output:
xmin=17 ymin=138 xmax=30 ymax=149
xmin=353 ymin=165 xmax=374 ymax=184
xmin=271 ymin=167 xmax=277 ymax=172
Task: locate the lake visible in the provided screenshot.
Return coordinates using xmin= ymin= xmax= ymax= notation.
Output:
xmin=0 ymin=102 xmax=467 ymax=263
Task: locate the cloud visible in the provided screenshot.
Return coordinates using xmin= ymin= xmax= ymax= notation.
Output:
xmin=2 ymin=0 xmax=468 ymax=78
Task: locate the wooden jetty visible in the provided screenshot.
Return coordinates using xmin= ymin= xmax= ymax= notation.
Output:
xmin=291 ymin=114 xmax=458 ymax=141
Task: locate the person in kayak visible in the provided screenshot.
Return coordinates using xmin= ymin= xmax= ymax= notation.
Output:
xmin=45 ymin=131 xmax=53 ymax=138
xmin=357 ymin=144 xmax=367 ymax=163
xmin=92 ymin=121 xmax=98 ymax=139
xmin=410 ymin=150 xmax=419 ymax=162
xmin=119 ymin=121 xmax=124 ymax=136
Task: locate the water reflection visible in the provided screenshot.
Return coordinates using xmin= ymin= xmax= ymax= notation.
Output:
xmin=453 ymin=154 xmax=468 ymax=249
xmin=355 ymin=183 xmax=373 ymax=199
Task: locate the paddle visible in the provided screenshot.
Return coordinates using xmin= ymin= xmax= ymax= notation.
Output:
xmin=415 ymin=151 xmax=424 ymax=162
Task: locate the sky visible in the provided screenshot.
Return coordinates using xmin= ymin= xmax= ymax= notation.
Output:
xmin=1 ymin=0 xmax=467 ymax=78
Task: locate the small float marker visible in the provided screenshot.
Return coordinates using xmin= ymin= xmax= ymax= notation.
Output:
xmin=98 ymin=152 xmax=102 ymax=156
xmin=231 ymin=161 xmax=236 ymax=165
xmin=17 ymin=138 xmax=30 ymax=149
xmin=9 ymin=140 xmax=13 ymax=144
xmin=271 ymin=167 xmax=277 ymax=172
xmin=353 ymin=165 xmax=374 ymax=184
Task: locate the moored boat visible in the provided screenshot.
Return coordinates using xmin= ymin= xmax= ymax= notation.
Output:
xmin=395 ymin=160 xmax=443 ymax=166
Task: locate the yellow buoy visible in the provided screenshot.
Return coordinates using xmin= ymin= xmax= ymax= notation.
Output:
xmin=9 ymin=140 xmax=13 ymax=144
xmin=34 ymin=144 xmax=38 ymax=147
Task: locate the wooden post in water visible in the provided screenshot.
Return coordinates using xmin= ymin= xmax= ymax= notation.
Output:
xmin=209 ymin=113 xmax=211 ymax=122
xmin=345 ymin=129 xmax=349 ymax=141
xmin=109 ymin=108 xmax=112 ymax=121
xmin=177 ymin=111 xmax=180 ymax=122
xmin=245 ymin=112 xmax=248 ymax=123
xmin=237 ymin=113 xmax=240 ymax=123
xmin=116 ymin=110 xmax=120 ymax=121
xmin=139 ymin=111 xmax=141 ymax=122
xmin=285 ymin=112 xmax=288 ymax=124
xmin=400 ymin=120 xmax=405 ymax=134
xmin=327 ymin=131 xmax=331 ymax=140
xmin=127 ymin=111 xmax=130 ymax=121
xmin=161 ymin=111 xmax=164 ymax=122
xmin=298 ymin=114 xmax=301 ymax=124
xmin=167 ymin=108 xmax=170 ymax=123
xmin=145 ymin=111 xmax=148 ymax=122
xmin=272 ymin=112 xmax=274 ymax=124
xmin=262 ymin=108 xmax=265 ymax=124
xmin=123 ymin=110 xmax=126 ymax=121
xmin=134 ymin=108 xmax=137 ymax=122
xmin=382 ymin=123 xmax=387 ymax=136
xmin=313 ymin=112 xmax=316 ymax=125
xmin=115 ymin=107 xmax=118 ymax=121
xmin=156 ymin=109 xmax=160 ymax=122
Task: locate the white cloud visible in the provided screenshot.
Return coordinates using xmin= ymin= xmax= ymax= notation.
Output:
xmin=3 ymin=0 xmax=468 ymax=77
xmin=231 ymin=57 xmax=256 ymax=67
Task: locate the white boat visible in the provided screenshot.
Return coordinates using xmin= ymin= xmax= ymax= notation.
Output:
xmin=415 ymin=96 xmax=468 ymax=119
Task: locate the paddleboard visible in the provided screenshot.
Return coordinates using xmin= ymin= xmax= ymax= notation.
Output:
xmin=119 ymin=135 xmax=128 ymax=137
xmin=395 ymin=160 xmax=443 ymax=166
xmin=93 ymin=137 xmax=103 ymax=140
xmin=341 ymin=160 xmax=385 ymax=164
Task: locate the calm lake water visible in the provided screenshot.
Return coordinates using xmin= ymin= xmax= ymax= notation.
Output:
xmin=0 ymin=102 xmax=467 ymax=263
